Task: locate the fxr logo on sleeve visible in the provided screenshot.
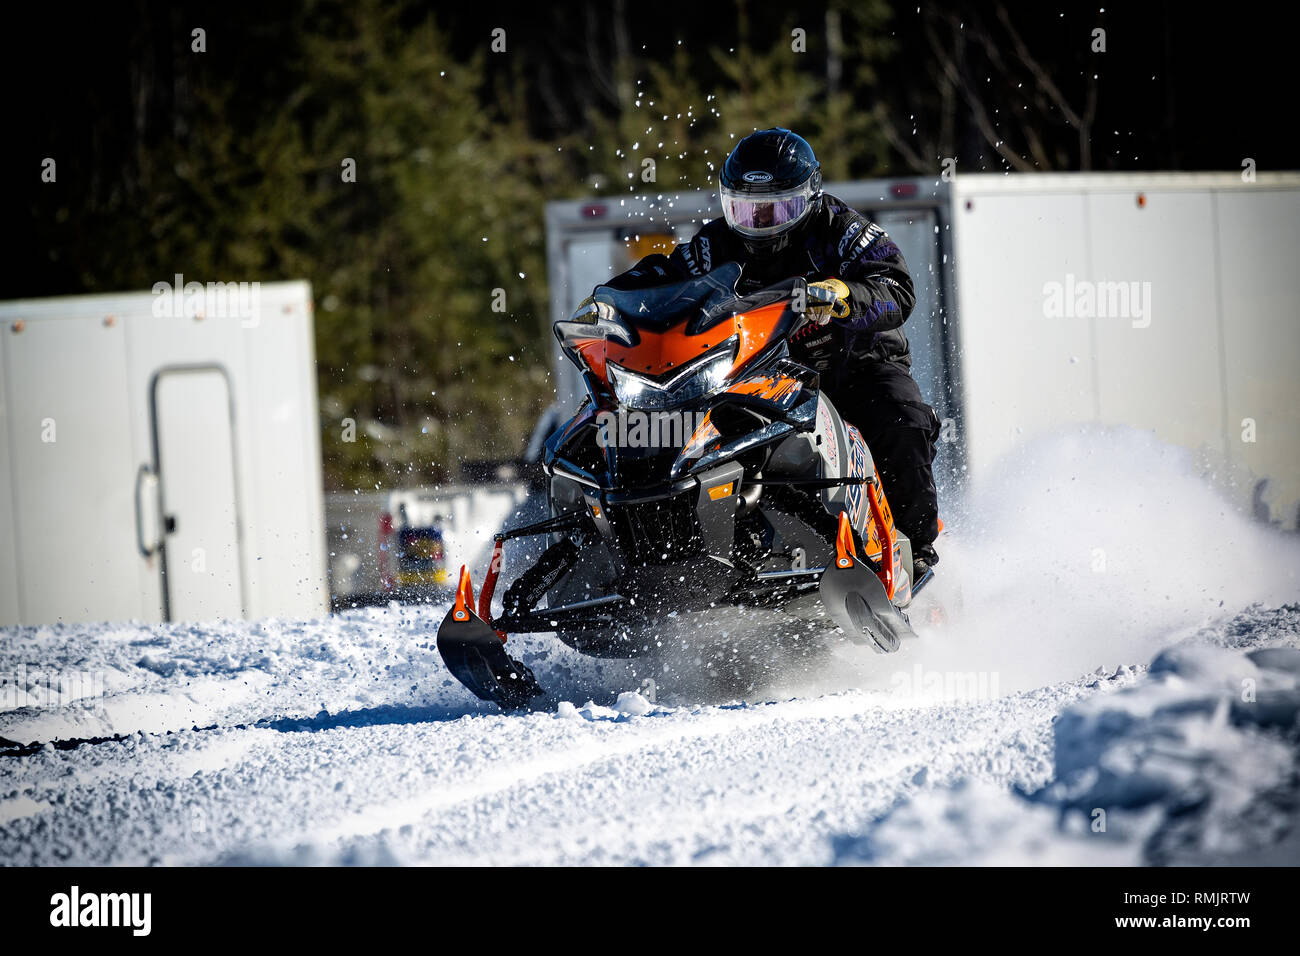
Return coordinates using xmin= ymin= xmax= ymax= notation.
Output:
xmin=838 ymin=220 xmax=883 ymax=259
xmin=50 ymin=886 xmax=151 ymax=937
xmin=681 ymin=236 xmax=712 ymax=275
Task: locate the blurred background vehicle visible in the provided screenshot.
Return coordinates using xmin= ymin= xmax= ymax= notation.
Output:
xmin=325 ymin=483 xmax=532 ymax=610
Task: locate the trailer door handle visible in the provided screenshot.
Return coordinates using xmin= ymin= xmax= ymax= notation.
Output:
xmin=135 ymin=464 xmax=162 ymax=557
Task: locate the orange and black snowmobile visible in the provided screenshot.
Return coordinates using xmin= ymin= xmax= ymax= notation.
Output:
xmin=437 ymin=262 xmax=932 ymax=708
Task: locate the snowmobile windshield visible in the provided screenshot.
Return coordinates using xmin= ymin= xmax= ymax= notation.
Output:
xmin=719 ymin=179 xmax=816 ymax=238
xmin=692 ymin=277 xmax=804 ymax=333
xmin=593 ymin=262 xmax=742 ymax=330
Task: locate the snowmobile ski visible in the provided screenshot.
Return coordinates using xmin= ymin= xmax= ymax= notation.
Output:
xmin=436 ymin=565 xmax=544 ymax=709
xmin=818 ymin=511 xmax=914 ymax=653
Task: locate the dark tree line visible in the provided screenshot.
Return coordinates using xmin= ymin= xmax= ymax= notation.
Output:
xmin=2 ymin=0 xmax=1286 ymax=489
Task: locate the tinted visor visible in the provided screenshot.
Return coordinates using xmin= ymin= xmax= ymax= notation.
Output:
xmin=719 ymin=180 xmax=816 ymax=238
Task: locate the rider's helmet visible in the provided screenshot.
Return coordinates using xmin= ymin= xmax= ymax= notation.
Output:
xmin=719 ymin=128 xmax=823 ymax=255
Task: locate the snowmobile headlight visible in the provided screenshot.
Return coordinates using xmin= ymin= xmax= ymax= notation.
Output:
xmin=607 ymin=341 xmax=737 ymax=411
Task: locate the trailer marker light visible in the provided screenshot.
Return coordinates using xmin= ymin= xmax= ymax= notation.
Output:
xmin=890 ymin=182 xmax=918 ymax=198
xmin=582 ymin=203 xmax=608 ymax=219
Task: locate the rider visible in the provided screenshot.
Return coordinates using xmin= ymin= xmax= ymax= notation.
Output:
xmin=577 ymin=128 xmax=941 ymax=581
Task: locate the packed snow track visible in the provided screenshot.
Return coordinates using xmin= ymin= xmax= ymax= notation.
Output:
xmin=2 ymin=430 xmax=1298 ymax=866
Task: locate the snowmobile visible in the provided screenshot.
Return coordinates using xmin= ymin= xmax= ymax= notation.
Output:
xmin=437 ymin=262 xmax=935 ymax=708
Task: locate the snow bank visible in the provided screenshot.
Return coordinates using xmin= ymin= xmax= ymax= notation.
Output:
xmin=0 ymin=607 xmax=480 ymax=747
xmin=833 ymin=605 xmax=1300 ymax=865
xmin=1044 ymin=612 xmax=1300 ymax=864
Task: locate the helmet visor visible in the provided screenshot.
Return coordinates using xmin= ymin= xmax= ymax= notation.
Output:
xmin=719 ymin=180 xmax=816 ymax=238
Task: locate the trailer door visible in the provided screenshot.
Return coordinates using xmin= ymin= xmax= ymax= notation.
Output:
xmin=1 ymin=314 xmax=147 ymax=625
xmin=151 ymin=366 xmax=245 ymax=621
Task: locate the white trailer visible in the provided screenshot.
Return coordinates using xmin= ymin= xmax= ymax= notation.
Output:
xmin=0 ymin=280 xmax=329 ymax=626
xmin=542 ymin=171 xmax=1300 ymax=529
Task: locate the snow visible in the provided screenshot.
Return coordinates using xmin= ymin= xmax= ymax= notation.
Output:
xmin=1 ymin=427 xmax=1297 ymax=865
